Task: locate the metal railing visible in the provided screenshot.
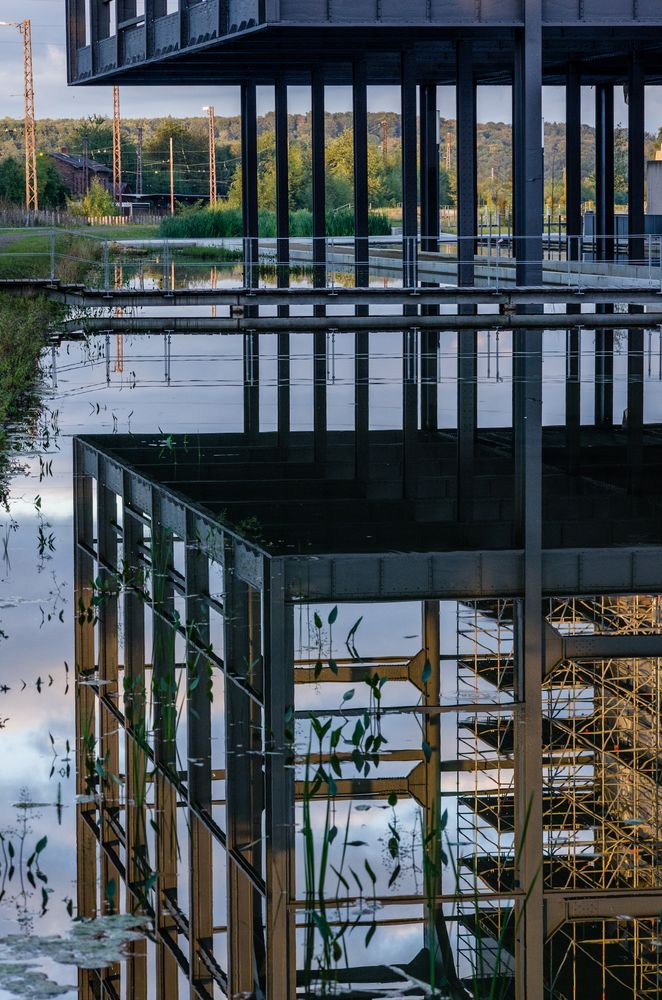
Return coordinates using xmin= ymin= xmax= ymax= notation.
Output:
xmin=2 ymin=226 xmax=662 ymax=293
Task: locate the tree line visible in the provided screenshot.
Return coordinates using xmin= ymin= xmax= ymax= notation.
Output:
xmin=0 ymin=112 xmax=657 ymax=213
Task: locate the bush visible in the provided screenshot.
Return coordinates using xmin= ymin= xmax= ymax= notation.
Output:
xmin=159 ymin=205 xmax=392 ymax=239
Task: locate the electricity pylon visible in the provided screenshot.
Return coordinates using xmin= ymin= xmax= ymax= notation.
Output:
xmin=203 ymin=105 xmax=218 ymax=205
xmin=113 ymin=86 xmax=122 ymax=205
xmin=0 ymin=19 xmax=38 ymax=212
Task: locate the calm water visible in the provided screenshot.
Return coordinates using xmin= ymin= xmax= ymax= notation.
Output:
xmin=1 ymin=321 xmax=661 ymax=998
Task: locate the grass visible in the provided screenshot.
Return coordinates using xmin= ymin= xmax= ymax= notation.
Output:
xmin=0 ymin=293 xmax=58 ymax=507
xmin=0 ymin=232 xmax=103 ymax=283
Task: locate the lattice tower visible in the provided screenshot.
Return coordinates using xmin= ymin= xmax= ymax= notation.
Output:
xmin=112 ymin=86 xmax=122 ymax=204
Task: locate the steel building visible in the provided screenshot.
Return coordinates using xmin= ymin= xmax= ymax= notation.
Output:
xmin=65 ymin=3 xmax=662 ymax=1000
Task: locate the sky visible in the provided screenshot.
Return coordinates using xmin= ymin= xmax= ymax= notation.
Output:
xmin=0 ymin=0 xmax=661 ymax=131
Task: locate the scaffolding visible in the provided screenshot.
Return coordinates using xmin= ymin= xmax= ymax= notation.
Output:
xmin=455 ymin=595 xmax=662 ymax=999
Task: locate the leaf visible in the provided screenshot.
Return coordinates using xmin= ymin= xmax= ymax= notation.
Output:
xmin=422 ymin=659 xmax=432 ymax=684
xmin=328 ymin=659 xmax=339 ymax=675
xmin=314 ymin=661 xmax=323 ymax=680
xmin=364 ymin=859 xmax=377 ymax=885
xmin=388 ymin=792 xmax=398 ymax=807
xmin=312 ymin=910 xmax=331 ymax=941
xmin=35 ymin=835 xmax=48 ymax=855
xmin=351 ymin=719 xmax=365 ymax=746
xmin=365 ymin=922 xmax=377 ymax=946
xmin=388 ymin=864 xmax=401 ymax=888
xmin=422 ymin=740 xmax=433 ymax=763
xmin=328 ymin=825 xmax=338 ymax=844
xmin=331 ymin=865 xmax=350 ymax=891
xmin=314 ymin=612 xmax=323 ymax=630
xmin=342 ymin=688 xmax=355 ymax=702
xmin=346 ymin=840 xmax=368 ymax=848
xmin=328 ymin=606 xmax=338 ymax=625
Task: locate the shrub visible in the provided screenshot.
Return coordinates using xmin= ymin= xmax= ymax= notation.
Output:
xmin=159 ymin=205 xmax=392 ymax=239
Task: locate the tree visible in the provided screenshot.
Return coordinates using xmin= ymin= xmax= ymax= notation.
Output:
xmin=78 ymin=177 xmax=118 ymax=217
xmin=0 ymin=157 xmax=24 ymax=204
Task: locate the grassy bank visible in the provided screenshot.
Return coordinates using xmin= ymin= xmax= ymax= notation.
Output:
xmin=160 ymin=206 xmax=392 ymax=239
xmin=0 ymin=294 xmax=56 ymax=507
xmin=0 ymin=232 xmax=104 ymax=282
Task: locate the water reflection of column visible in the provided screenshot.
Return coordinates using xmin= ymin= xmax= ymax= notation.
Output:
xmin=264 ymin=560 xmax=296 ymax=999
xmin=224 ymin=548 xmax=267 ymax=998
xmin=97 ymin=483 xmax=122 ymax=1000
xmin=244 ymin=331 xmax=260 ymax=441
xmin=151 ymin=490 xmax=179 ymax=1000
xmin=422 ymin=601 xmax=443 ymax=964
xmin=122 ymin=490 xmax=148 ymax=999
xmin=185 ymin=511 xmax=214 ymax=988
xmin=73 ymin=448 xmax=97 ymax=1000
xmin=565 ymin=65 xmax=582 ymax=474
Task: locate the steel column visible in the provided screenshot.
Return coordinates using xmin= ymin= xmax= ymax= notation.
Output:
xmin=73 ymin=452 xmax=97 ymax=1000
xmin=311 ymin=68 xmax=326 ymax=293
xmin=353 ymin=59 xmax=369 ymax=293
xmin=224 ymin=549 xmax=265 ymax=998
xmin=122 ymin=496 xmax=148 ymax=1000
xmin=275 ymin=79 xmax=291 ymax=450
xmin=185 ymin=514 xmax=213 ymax=990
xmin=241 ymin=81 xmax=259 ymax=296
xmin=150 ymin=491 xmax=179 ymax=1000
xmin=565 ymin=64 xmax=582 ymax=470
xmin=401 ymin=51 xmax=418 ymax=290
xmin=420 ymin=81 xmax=439 ymax=432
xmin=628 ymin=57 xmax=645 ymax=263
xmin=311 ymin=70 xmax=327 ymax=465
xmin=565 ymin=64 xmax=582 ymax=259
xmin=456 ymin=40 xmax=477 ymax=520
xmin=353 ymin=60 xmax=370 ymax=474
xmin=595 ymin=83 xmax=615 ymax=262
xmin=512 ymin=9 xmax=544 ymax=1000
xmin=512 ymin=13 xmax=544 ymax=285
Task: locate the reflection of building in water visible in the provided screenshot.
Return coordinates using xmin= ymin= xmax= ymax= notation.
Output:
xmin=73 ymin=324 xmax=662 ymax=997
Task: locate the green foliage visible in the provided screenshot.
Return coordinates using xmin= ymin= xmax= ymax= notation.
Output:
xmin=160 ymin=204 xmax=391 ymax=239
xmin=0 ymin=156 xmax=68 ymax=209
xmin=0 ymin=295 xmax=56 ymax=507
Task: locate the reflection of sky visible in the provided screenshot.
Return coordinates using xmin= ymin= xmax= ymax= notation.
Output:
xmin=2 ymin=326 xmax=662 ymax=992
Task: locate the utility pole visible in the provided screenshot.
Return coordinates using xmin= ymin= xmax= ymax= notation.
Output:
xmin=82 ymin=134 xmax=90 ymax=194
xmin=203 ymin=105 xmax=218 ymax=206
xmin=379 ymin=119 xmax=388 ymax=161
xmin=0 ymin=19 xmax=38 ymax=212
xmin=112 ymin=85 xmax=122 ymax=205
xmin=169 ymin=136 xmax=175 ymax=215
xmin=136 ymin=124 xmax=143 ymax=197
